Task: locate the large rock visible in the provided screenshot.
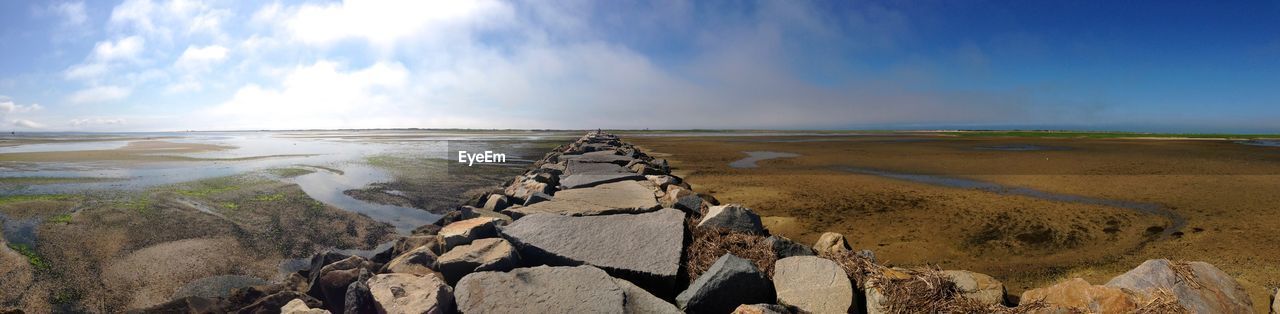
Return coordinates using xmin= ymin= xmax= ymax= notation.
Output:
xmin=307 ymin=256 xmax=377 ymax=313
xmin=367 ymin=273 xmax=454 ymax=314
xmin=942 ymin=270 xmax=1005 ymax=306
xmin=239 ymin=291 xmax=322 ymax=314
xmin=697 ymin=204 xmax=767 ymax=234
xmin=1105 ymin=259 xmax=1252 ymax=313
xmin=813 ymin=232 xmax=852 ymax=255
xmin=435 ymin=238 xmax=520 ymax=285
xmin=565 ymin=160 xmax=633 ymax=175
xmin=482 ymin=194 xmax=510 ymax=211
xmin=676 ymin=254 xmax=776 ymax=314
xmin=732 ymin=304 xmax=791 ymax=314
xmin=382 ymin=244 xmax=440 ymax=277
xmin=765 ymin=236 xmax=815 ymax=259
xmin=438 ymin=217 xmax=499 ymax=251
xmin=773 ymin=256 xmax=853 ymax=313
xmin=505 ymin=180 xmax=660 ymax=218
xmin=343 ymin=276 xmax=374 ymax=314
xmin=455 ymin=265 xmax=675 ymax=314
xmin=1020 ymin=278 xmax=1137 ymax=313
xmin=501 ymin=208 xmax=685 ymax=293
xmin=282 ymin=298 xmax=330 ymax=314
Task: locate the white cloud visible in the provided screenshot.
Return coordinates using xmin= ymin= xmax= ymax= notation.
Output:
xmin=204 ymin=60 xmax=410 ymax=130
xmin=68 ymin=85 xmax=132 ymax=104
xmin=64 ymin=62 xmax=109 ymax=80
xmin=12 ymin=119 xmax=46 ymax=129
xmin=109 ymin=0 xmax=229 ymax=38
xmin=91 ymin=36 xmax=146 ymax=62
xmin=70 ymin=118 xmax=127 ymax=126
xmin=174 ymin=44 xmax=229 ymax=69
xmin=0 ymin=100 xmax=43 ymax=114
xmin=52 ymin=2 xmax=89 ymax=27
xmin=280 ymin=0 xmax=512 ymax=48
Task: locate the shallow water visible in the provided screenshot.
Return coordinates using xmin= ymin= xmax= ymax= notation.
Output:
xmin=729 ymin=151 xmax=800 ymax=168
xmin=839 ymin=166 xmax=1186 ymax=237
xmin=1238 ymin=140 xmax=1280 ymax=147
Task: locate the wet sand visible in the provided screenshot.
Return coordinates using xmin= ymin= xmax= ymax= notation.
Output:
xmin=629 ymin=134 xmax=1280 ymax=312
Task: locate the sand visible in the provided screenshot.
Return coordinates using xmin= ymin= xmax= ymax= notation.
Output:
xmin=630 ymin=134 xmax=1280 ymax=312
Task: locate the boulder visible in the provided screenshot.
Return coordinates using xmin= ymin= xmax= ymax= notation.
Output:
xmin=482 ymin=194 xmax=510 ymax=211
xmin=942 ymin=270 xmax=1005 ymax=306
xmin=1020 ymin=278 xmax=1138 ymax=313
xmin=659 ymin=185 xmax=693 ymax=208
xmin=503 ymin=179 xmax=552 ymax=204
xmin=773 ymin=256 xmax=853 ymax=313
xmin=411 ymin=224 xmax=442 ymax=236
xmin=382 ymin=244 xmax=440 ymax=277
xmin=390 ymin=235 xmax=442 ymax=257
xmin=239 ymin=291 xmax=321 ymax=314
xmin=308 ymin=256 xmax=377 ymax=313
xmin=438 ymin=217 xmax=500 ymax=251
xmin=501 ymin=208 xmax=685 ymax=293
xmin=645 ymin=175 xmax=680 ymax=190
xmin=697 ymin=204 xmax=767 ymax=234
xmin=367 ymin=273 xmax=454 ymax=314
xmin=813 ymin=232 xmax=852 ymax=255
xmin=435 ymin=238 xmax=521 ymax=285
xmin=629 ymin=162 xmax=663 ymax=175
xmin=522 ymin=192 xmax=553 ymax=206
xmin=455 ymin=265 xmax=676 ymax=314
xmin=764 ymin=236 xmax=815 ymax=259
xmin=506 ymin=180 xmax=660 ymax=218
xmin=343 ymin=276 xmax=374 ymax=314
xmin=1105 ymin=259 xmax=1252 ymax=313
xmin=676 ymin=254 xmax=776 ymax=314
xmin=282 ymin=298 xmax=330 ymax=314
xmin=732 ymin=304 xmax=791 ymax=314
xmin=565 ymin=160 xmax=633 ymax=175
xmin=863 ymin=268 xmax=915 ymax=314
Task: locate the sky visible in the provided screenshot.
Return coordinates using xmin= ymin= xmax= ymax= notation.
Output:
xmin=0 ymin=0 xmax=1278 ymax=132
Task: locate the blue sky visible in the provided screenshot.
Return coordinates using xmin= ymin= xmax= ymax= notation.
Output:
xmin=0 ymin=0 xmax=1277 ymax=132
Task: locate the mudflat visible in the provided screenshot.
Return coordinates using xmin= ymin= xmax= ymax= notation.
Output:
xmin=628 ymin=134 xmax=1280 ymax=312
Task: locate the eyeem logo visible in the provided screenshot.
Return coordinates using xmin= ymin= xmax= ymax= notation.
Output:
xmin=458 ymin=150 xmax=506 ymax=166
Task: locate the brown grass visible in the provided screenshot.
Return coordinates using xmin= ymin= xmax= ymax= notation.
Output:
xmin=1134 ymin=288 xmax=1191 ymax=314
xmin=824 ymin=252 xmax=1051 ymax=314
xmin=684 ymin=224 xmax=777 ymax=279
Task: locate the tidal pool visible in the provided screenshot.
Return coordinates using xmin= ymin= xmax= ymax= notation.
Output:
xmin=729 ymin=151 xmax=800 ymax=168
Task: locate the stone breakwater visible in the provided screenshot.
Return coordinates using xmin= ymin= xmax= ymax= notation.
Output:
xmin=129 ymin=132 xmax=1265 ymax=314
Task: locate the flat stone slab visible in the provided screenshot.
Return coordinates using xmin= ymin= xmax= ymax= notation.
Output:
xmin=500 ymin=208 xmax=685 ymax=293
xmin=455 ymin=265 xmax=676 ymax=314
xmin=560 ymin=173 xmax=645 ymax=189
xmin=565 ymin=160 xmax=632 ymax=175
xmin=507 ymin=181 xmax=659 ymax=217
xmin=559 ymin=151 xmax=636 ymax=166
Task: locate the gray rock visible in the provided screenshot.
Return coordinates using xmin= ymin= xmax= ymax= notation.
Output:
xmin=367 ymin=273 xmax=454 ymax=314
xmin=765 ymin=236 xmax=815 ymax=259
xmin=382 ymin=243 xmax=441 ymax=277
xmin=482 ymin=194 xmax=510 ymax=211
xmin=506 ymin=180 xmax=660 ymax=218
xmin=675 ymin=254 xmax=775 ymax=314
xmin=1105 ymin=259 xmax=1253 ymax=313
xmin=697 ymin=204 xmax=767 ymax=234
xmin=501 ymin=208 xmax=685 ymax=293
xmin=343 ymin=271 xmax=374 ymax=314
xmin=612 ymin=276 xmax=682 ymax=314
xmin=522 ymin=192 xmax=553 ymax=206
xmin=560 ymin=173 xmax=646 ymax=189
xmin=942 ymin=270 xmax=1005 ymax=306
xmin=438 ymin=217 xmax=500 ymax=251
xmin=456 ymin=265 xmax=625 ymax=313
xmin=645 ymin=175 xmax=681 ymax=190
xmin=773 ymin=256 xmax=853 ymax=313
xmin=435 ymin=238 xmax=520 ymax=285
xmin=565 ymin=160 xmax=633 ymax=175
xmin=813 ymin=232 xmax=852 ymax=255
xmin=308 ymin=256 xmax=377 ymax=313
xmin=560 ymin=151 xmax=636 ymax=166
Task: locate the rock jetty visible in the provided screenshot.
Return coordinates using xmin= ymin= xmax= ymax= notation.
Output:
xmin=123 ymin=132 xmax=1265 ymax=313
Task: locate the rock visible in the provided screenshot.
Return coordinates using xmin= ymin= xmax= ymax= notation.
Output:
xmin=773 ymin=256 xmax=853 ymax=313
xmin=565 ymin=160 xmax=633 ymax=175
xmin=435 ymin=238 xmax=521 ymax=285
xmin=697 ymin=204 xmax=767 ymax=234
xmin=506 ymin=180 xmax=660 ymax=218
xmin=560 ymin=173 xmax=646 ymax=189
xmin=764 ymin=236 xmax=815 ymax=259
xmin=676 ymin=254 xmax=776 ymax=314
xmin=942 ymin=270 xmax=1005 ymax=306
xmin=239 ymin=291 xmax=322 ymax=314
xmin=504 ymin=179 xmax=552 ymax=204
xmin=411 ymin=224 xmax=442 ymax=236
xmin=225 ymin=274 xmax=309 ymax=311
xmin=394 ymin=235 xmax=443 ymax=256
xmin=367 ymin=273 xmax=455 ymax=314
xmin=282 ymin=298 xmax=331 ymax=314
xmin=658 ymin=185 xmax=693 ymax=208
xmin=482 ymin=194 xmax=510 ymax=211
xmin=501 ymin=208 xmax=685 ymax=293
xmin=308 ymin=256 xmax=377 ymax=313
xmin=1020 ymin=278 xmax=1137 ymax=313
xmin=813 ymin=232 xmax=852 ymax=255
xmin=306 ymin=251 xmax=353 ymax=284
xmin=732 ymin=304 xmax=791 ymax=314
xmin=522 ymin=191 xmax=553 ymax=206
xmin=455 ymin=265 xmax=674 ymax=314
xmin=645 ymin=175 xmax=680 ymax=190
xmin=1272 ymin=289 xmax=1278 ymax=314
xmin=343 ymin=270 xmax=374 ymax=314
xmin=382 ymin=244 xmax=441 ymax=277
xmin=863 ymin=269 xmax=917 ymax=314
xmin=468 ymin=207 xmax=512 ymax=225
xmin=138 ymin=296 xmax=232 ymax=314
xmin=438 ymin=217 xmax=500 ymax=251
xmin=629 ymin=162 xmax=663 ymax=175
xmin=1105 ymin=259 xmax=1252 ymax=313
xmin=856 ymin=249 xmax=877 ymax=264
xmin=560 ymin=151 xmax=636 ymax=165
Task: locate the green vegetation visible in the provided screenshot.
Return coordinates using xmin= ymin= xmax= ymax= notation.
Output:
xmin=252 ymin=193 xmax=286 ymax=202
xmin=266 ymin=167 xmax=316 ymax=178
xmin=947 ymin=131 xmax=1280 ymax=139
xmin=221 ymin=202 xmax=239 ymax=210
xmin=124 ymin=196 xmax=154 ymax=214
xmin=48 ymin=213 xmax=73 ymax=224
xmin=173 ymin=176 xmax=251 ymax=197
xmin=7 ymin=243 xmax=50 ymax=271
xmin=0 ymin=194 xmax=75 ymax=205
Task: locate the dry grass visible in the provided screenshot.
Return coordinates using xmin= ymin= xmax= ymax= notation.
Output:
xmin=1134 ymin=288 xmax=1190 ymax=314
xmin=684 ymin=223 xmax=777 ymax=279
xmin=1169 ymin=260 xmax=1204 ymax=290
xmin=821 ymin=251 xmax=1053 ymax=314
